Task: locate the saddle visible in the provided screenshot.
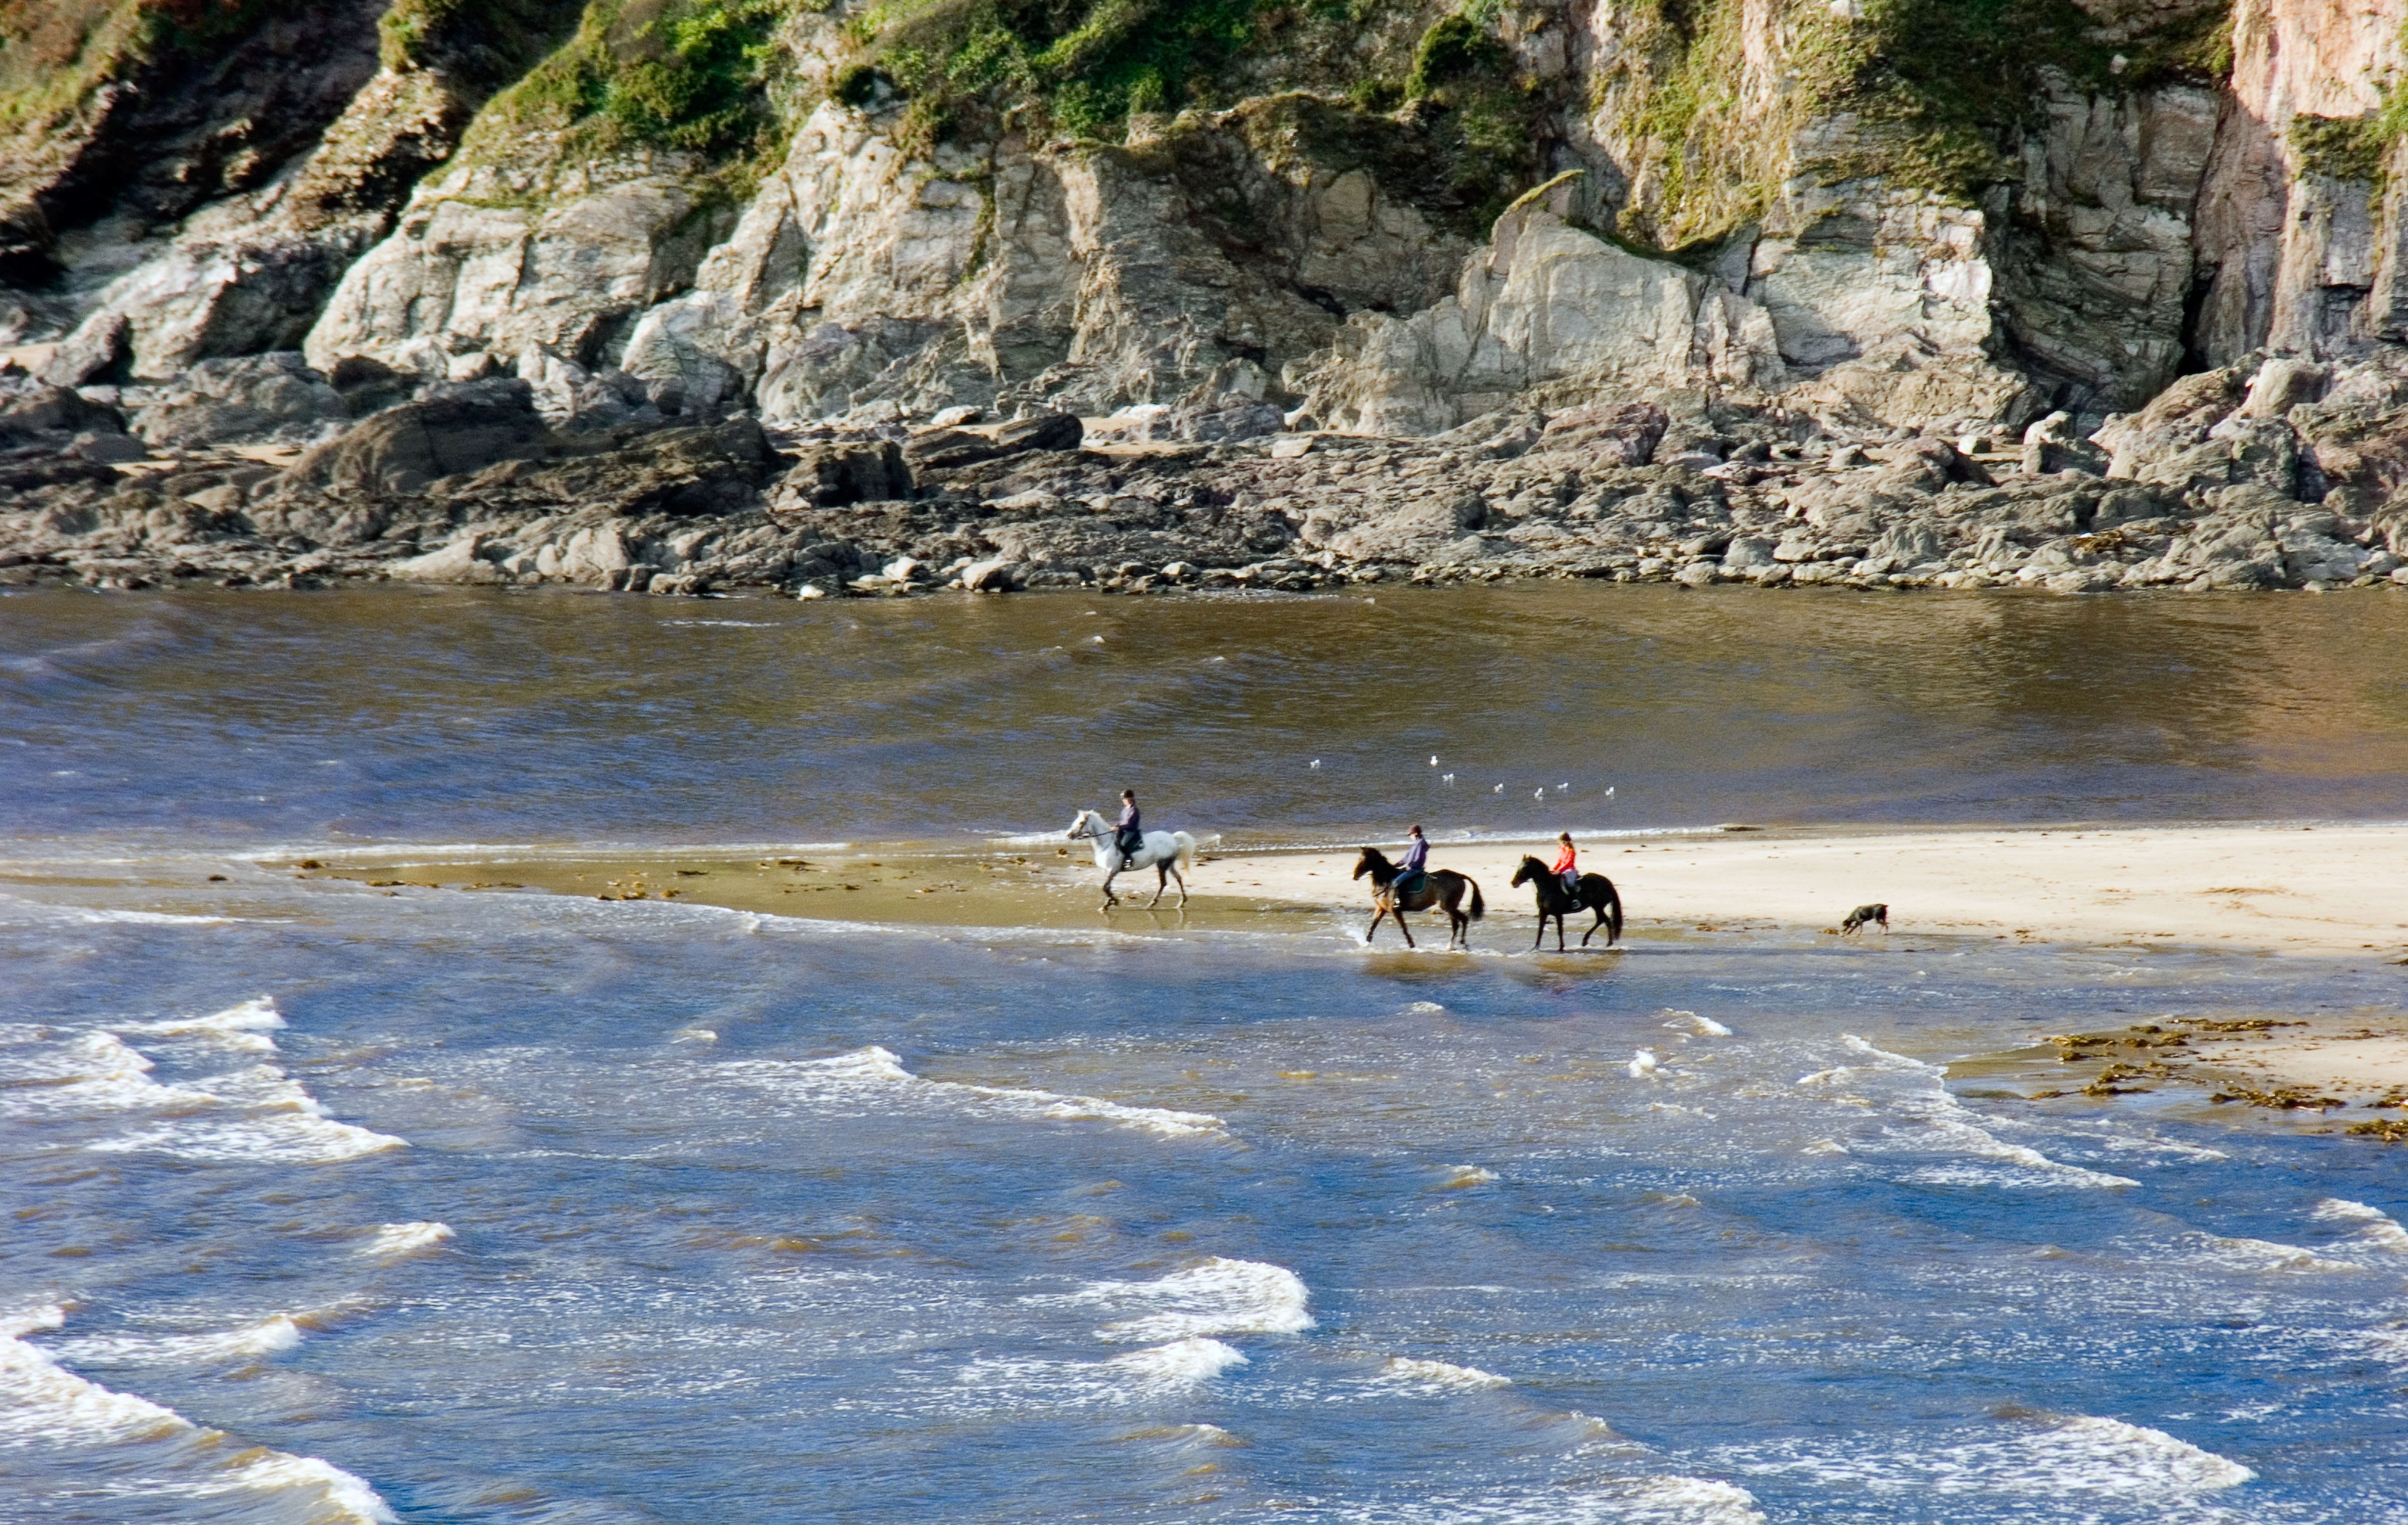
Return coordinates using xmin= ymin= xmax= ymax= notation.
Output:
xmin=1391 ymin=869 xmax=1428 ymax=899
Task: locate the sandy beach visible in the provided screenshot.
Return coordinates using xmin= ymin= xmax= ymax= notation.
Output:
xmin=1203 ymin=821 xmax=2408 ymax=956
xmin=297 ymin=819 xmax=2408 ymax=1106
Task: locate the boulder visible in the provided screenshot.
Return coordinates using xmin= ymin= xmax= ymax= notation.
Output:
xmin=0 ymin=382 xmax=117 ymax=439
xmin=290 ymin=379 xmax=547 ymax=493
xmin=903 ymin=412 xmax=1082 ymax=472
xmin=132 ymin=353 xmax=347 ymax=448
xmin=961 ymin=557 xmax=1021 ymax=591
xmin=1721 ymin=536 xmax=1777 ymax=572
xmin=995 ymin=412 xmax=1083 ymax=453
xmin=1539 ymin=402 xmax=1669 ymax=466
xmin=390 ymin=534 xmax=502 ymax=583
xmin=785 ymin=440 xmax=910 ymax=507
xmin=1169 ymin=399 xmax=1284 ymax=443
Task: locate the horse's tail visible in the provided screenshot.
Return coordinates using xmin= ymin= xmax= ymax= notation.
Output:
xmin=1605 ymin=881 xmax=1624 ymax=945
xmin=1466 ymin=877 xmax=1485 ymax=922
xmin=1174 ymin=831 xmax=1198 ymax=874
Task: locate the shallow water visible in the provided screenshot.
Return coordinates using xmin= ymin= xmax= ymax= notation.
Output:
xmin=4 ymin=585 xmax=2407 ymax=1524
xmin=8 ymin=583 xmax=2408 ymax=852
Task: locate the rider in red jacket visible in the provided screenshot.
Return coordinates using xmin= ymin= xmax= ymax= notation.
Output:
xmin=1552 ymin=832 xmax=1579 ymax=895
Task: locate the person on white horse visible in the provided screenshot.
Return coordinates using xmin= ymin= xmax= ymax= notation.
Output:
xmin=1113 ymin=789 xmax=1143 ymax=870
xmin=1067 ymin=792 xmax=1199 ymax=909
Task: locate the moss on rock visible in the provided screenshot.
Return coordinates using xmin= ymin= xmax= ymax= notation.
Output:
xmin=2289 ymin=112 xmax=2388 ymax=184
xmin=1599 ymin=0 xmax=2237 ymax=250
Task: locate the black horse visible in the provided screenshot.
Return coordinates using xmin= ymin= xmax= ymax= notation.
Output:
xmin=1509 ymin=856 xmax=1624 ymax=951
xmin=1353 ymin=846 xmax=1485 ymax=950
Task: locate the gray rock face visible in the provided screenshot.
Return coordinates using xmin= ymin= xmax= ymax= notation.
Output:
xmin=291 ymin=379 xmax=548 ymax=494
xmin=1538 ymin=403 xmax=1670 ymax=466
xmin=306 ymin=154 xmax=730 ymax=384
xmin=786 ymin=441 xmax=910 ymax=508
xmin=1996 ymin=79 xmax=2220 ymax=410
xmin=0 ymin=381 xmax=116 ymax=440
xmin=901 ymin=413 xmax=1083 ymax=472
xmin=132 ymin=354 xmax=348 ymax=449
xmin=18 ymin=0 xmax=2408 ymax=600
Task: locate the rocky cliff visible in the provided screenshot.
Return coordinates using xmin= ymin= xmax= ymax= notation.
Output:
xmin=7 ymin=0 xmax=2408 ymax=598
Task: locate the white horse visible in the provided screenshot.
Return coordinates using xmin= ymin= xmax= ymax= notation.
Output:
xmin=1066 ymin=808 xmax=1199 ymax=908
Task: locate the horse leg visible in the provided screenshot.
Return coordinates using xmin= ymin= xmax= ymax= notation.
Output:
xmin=1169 ymin=866 xmax=1188 ymax=907
xmin=1582 ymin=904 xmax=1601 ymax=947
xmin=1100 ymin=864 xmax=1120 ymax=908
xmin=1396 ymin=907 xmax=1417 ymax=949
xmin=1555 ymin=914 xmax=1566 ymax=952
xmin=1531 ymin=908 xmax=1544 ymax=950
xmin=1148 ymin=862 xmax=1167 ymax=908
xmin=1366 ymin=907 xmax=1386 ymax=945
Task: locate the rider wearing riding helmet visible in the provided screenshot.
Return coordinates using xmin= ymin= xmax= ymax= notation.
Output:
xmin=1114 ymin=789 xmax=1143 ymax=870
xmin=1552 ymin=832 xmax=1579 ymax=895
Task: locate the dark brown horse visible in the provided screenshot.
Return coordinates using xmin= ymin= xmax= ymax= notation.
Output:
xmin=1509 ymin=855 xmax=1624 ymax=951
xmin=1353 ymin=846 xmax=1485 ymax=949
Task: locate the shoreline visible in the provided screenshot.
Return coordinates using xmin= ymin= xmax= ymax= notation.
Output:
xmin=217 ymin=817 xmax=2408 ymax=959
xmin=278 ymin=818 xmax=2408 ymax=1111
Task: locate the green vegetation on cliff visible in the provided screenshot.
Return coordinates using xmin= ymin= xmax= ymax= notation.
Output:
xmin=1609 ymin=0 xmax=2237 ymax=248
xmin=474 ymin=0 xmax=791 ymax=160
xmin=861 ymin=0 xmax=1288 ymax=144
xmin=847 ymin=0 xmax=1542 ymax=229
xmin=2289 ymin=112 xmax=2389 ymax=183
xmin=412 ymin=0 xmax=1549 ymax=235
xmin=0 ymin=0 xmax=288 ymax=130
xmin=378 ymin=0 xmax=589 ymax=93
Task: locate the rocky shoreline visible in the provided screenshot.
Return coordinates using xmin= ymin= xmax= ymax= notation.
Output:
xmin=6 ymin=344 xmax=2407 ymax=600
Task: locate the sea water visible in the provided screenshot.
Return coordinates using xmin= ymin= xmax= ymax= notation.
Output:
xmin=4 ymin=584 xmax=2407 ymax=1524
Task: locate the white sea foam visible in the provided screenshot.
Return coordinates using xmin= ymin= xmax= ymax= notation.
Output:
xmin=1373 ymin=1356 xmax=1510 ymax=1391
xmin=0 ymin=1030 xmax=179 ymax=1115
xmin=52 ymin=1314 xmax=304 ymax=1366
xmin=1629 ymin=1049 xmax=1660 ymax=1078
xmin=88 ymin=1061 xmax=406 ymax=1165
xmin=2087 ymin=1131 xmax=2228 ymax=1163
xmin=2186 ymin=1232 xmax=2362 ymax=1275
xmin=1059 ymin=1257 xmax=1315 ymax=1342
xmin=0 ymin=1307 xmax=188 ymax=1448
xmin=954 ymin=1337 xmax=1250 ymax=1408
xmin=0 ymin=895 xmax=235 ymax=927
xmin=357 ymin=1222 xmax=454 ymax=1258
xmin=199 ymin=1450 xmax=397 ymax=1522
xmin=1105 ymin=1336 xmax=1250 ymax=1385
xmin=1809 ymin=1036 xmax=2137 ymax=1190
xmin=734 ymin=1045 xmax=1227 ymax=1140
xmin=122 ymin=996 xmax=286 ymax=1052
xmin=2314 ymin=1197 xmax=2408 ymax=1252
xmin=1 ymin=1308 xmax=393 ymax=1520
xmin=670 ymin=1027 xmax=719 ymax=1044
xmin=1723 ymin=1411 xmax=2252 ymax=1496
xmin=1435 ymin=1164 xmax=1497 ymax=1189
xmin=1306 ymin=1474 xmax=1764 ymax=1524
xmin=1663 ymin=1010 xmax=1732 ymax=1037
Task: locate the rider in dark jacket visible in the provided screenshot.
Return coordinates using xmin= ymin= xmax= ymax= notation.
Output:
xmin=1114 ymin=790 xmax=1143 ymax=869
xmin=1394 ymin=824 xmax=1429 ymax=897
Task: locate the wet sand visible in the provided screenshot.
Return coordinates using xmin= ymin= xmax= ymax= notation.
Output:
xmin=1197 ymin=821 xmax=2408 ymax=955
xmin=297 ymin=819 xmax=2408 ymax=953
xmin=288 ymin=820 xmax=2408 ymax=1105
